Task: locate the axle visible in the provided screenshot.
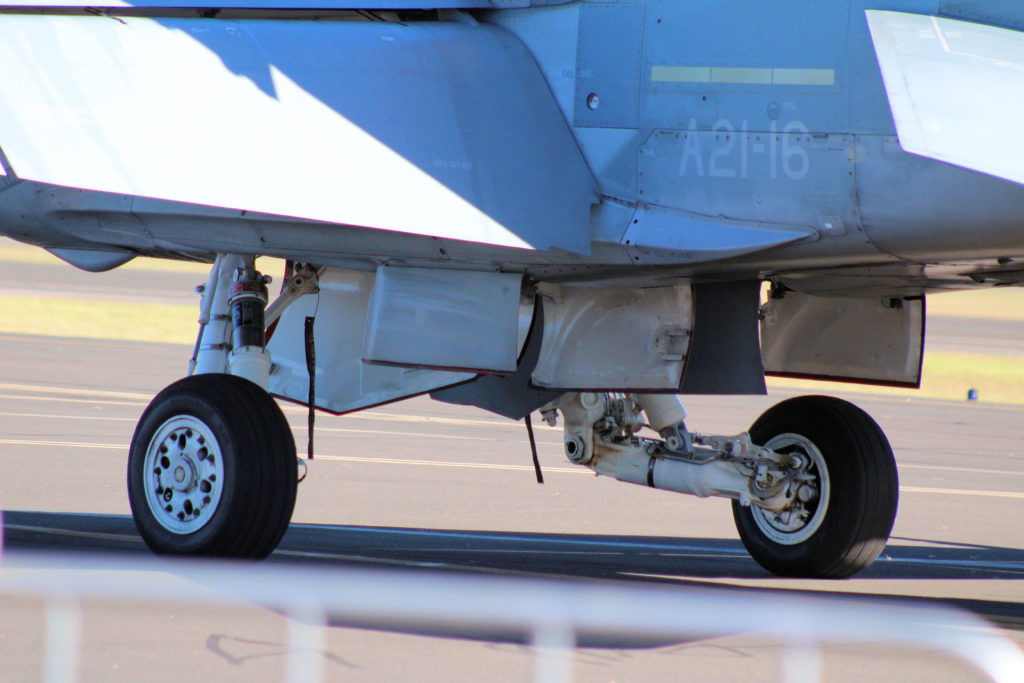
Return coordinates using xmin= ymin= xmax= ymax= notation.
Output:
xmin=544 ymin=393 xmax=815 ymax=511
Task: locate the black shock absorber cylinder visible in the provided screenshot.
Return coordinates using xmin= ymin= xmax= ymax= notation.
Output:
xmin=229 ymin=272 xmax=269 ymax=351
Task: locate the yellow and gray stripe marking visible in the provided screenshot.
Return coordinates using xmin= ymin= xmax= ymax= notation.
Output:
xmin=651 ymin=66 xmax=835 ymax=86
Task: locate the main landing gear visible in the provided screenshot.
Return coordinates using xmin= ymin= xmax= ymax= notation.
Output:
xmin=547 ymin=392 xmax=899 ymax=578
xmin=732 ymin=396 xmax=899 ymax=578
xmin=125 ymin=254 xmax=897 ymax=576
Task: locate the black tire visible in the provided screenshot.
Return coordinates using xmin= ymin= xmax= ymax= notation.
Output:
xmin=731 ymin=395 xmax=898 ymax=578
xmin=128 ymin=374 xmax=297 ymax=558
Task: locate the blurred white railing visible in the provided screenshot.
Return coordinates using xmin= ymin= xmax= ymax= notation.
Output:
xmin=1 ymin=550 xmax=1022 ymax=683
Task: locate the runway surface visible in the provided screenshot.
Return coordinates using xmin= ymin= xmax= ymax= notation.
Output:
xmin=1 ymin=239 xmax=1023 ymax=682
xmin=1 ymin=330 xmax=1023 ymax=681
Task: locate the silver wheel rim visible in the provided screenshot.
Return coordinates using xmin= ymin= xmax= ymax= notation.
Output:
xmin=751 ymin=432 xmax=830 ymax=545
xmin=143 ymin=415 xmax=225 ymax=534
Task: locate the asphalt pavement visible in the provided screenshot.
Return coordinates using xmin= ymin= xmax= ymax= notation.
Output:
xmin=1 ymin=243 xmax=1023 ymax=681
xmin=1 ymin=330 xmax=1022 ymax=681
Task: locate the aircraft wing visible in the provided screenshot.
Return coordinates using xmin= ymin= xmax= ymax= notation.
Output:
xmin=0 ymin=15 xmax=594 ymax=252
xmin=866 ymin=10 xmax=1024 ymax=186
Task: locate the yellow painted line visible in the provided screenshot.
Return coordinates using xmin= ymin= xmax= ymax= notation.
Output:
xmin=0 ymin=382 xmax=151 ymax=400
xmin=282 ymin=404 xmax=558 ymax=432
xmin=314 ymin=454 xmax=582 ymax=475
xmin=712 ymin=67 xmax=772 ymax=84
xmin=307 ymin=425 xmax=562 ymax=446
xmin=0 ymin=411 xmax=136 ymax=422
xmin=0 ymin=382 xmax=560 ymax=431
xmin=0 ymin=410 xmax=564 ymax=445
xmin=900 ymin=486 xmax=1024 ymax=499
xmin=0 ymin=393 xmax=145 ymax=407
xmin=900 ymin=463 xmax=1024 ymax=477
xmin=651 ymin=65 xmax=835 ymax=86
xmin=772 ymin=68 xmax=836 ymax=86
xmin=292 ymin=426 xmax=503 ymax=443
xmin=4 ymin=439 xmax=1022 ymax=497
xmin=0 ymin=439 xmax=577 ymax=472
xmin=0 ymin=439 xmax=127 ymax=450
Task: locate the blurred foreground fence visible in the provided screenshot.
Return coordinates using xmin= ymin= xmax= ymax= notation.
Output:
xmin=0 ymin=551 xmax=1022 ymax=683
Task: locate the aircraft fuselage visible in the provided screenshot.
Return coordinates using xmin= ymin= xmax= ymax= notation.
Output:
xmin=0 ymin=0 xmax=1021 ymax=296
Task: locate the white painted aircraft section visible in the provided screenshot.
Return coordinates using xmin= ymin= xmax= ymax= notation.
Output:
xmin=867 ymin=11 xmax=1024 ymax=187
xmin=0 ymin=16 xmax=594 ymax=252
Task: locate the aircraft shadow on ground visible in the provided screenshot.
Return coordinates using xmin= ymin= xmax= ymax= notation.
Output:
xmin=3 ymin=510 xmax=1023 ymax=582
xmin=3 ymin=511 xmax=1023 ymax=646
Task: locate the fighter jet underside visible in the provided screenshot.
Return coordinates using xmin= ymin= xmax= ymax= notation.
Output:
xmin=3 ymin=0 xmax=1024 ymax=577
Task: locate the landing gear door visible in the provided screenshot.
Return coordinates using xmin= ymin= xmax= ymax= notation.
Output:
xmin=761 ymin=291 xmax=924 ymax=388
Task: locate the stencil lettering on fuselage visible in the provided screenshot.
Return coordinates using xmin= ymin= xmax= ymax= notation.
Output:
xmin=639 ymin=124 xmax=857 ymax=230
xmin=677 ymin=118 xmax=810 ymax=181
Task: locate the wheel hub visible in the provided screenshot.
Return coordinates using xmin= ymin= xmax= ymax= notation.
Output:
xmin=749 ymin=433 xmax=830 ymax=546
xmin=167 ymin=456 xmax=197 ymax=491
xmin=143 ymin=415 xmax=225 ymax=534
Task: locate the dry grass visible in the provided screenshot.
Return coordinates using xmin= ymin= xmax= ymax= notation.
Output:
xmin=768 ymin=351 xmax=1024 ymax=405
xmin=927 ymin=287 xmax=1024 ymax=321
xmin=4 ymin=237 xmax=1024 ymax=404
xmin=0 ymin=294 xmax=196 ymax=345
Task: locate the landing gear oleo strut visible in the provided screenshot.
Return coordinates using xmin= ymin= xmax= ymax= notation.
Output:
xmin=128 ymin=256 xmax=297 ymax=558
xmin=127 ymin=256 xmax=897 ymax=576
xmin=545 ymin=393 xmax=898 ymax=578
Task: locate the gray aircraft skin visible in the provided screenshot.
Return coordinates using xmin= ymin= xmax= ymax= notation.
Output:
xmin=1 ymin=0 xmax=1022 ymax=577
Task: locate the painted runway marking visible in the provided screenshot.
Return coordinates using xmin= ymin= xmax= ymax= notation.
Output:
xmin=291 ymin=428 xmax=504 ymax=443
xmin=0 ymin=439 xmax=127 ymax=450
xmin=900 ymin=486 xmax=1024 ymax=499
xmin=0 ymin=411 xmax=136 ymax=422
xmin=0 ymin=404 xmax=557 ymax=437
xmin=0 ymin=393 xmax=144 ymax=407
xmin=344 ymin=411 xmax=532 ymax=430
xmin=899 ymin=463 xmax=1024 ymax=477
xmin=314 ymin=454 xmax=580 ymax=473
xmin=0 ymin=382 xmax=557 ymax=432
xmin=4 ymin=439 xmax=1024 ymax=497
xmin=0 ymin=382 xmax=150 ymax=400
xmin=928 ymin=335 xmax=1024 ymax=349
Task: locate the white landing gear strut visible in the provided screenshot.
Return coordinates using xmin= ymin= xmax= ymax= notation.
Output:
xmin=544 ymin=392 xmax=899 ymax=578
xmin=129 ymin=255 xmax=298 ymax=558
xmin=190 ymin=254 xmax=272 ymax=388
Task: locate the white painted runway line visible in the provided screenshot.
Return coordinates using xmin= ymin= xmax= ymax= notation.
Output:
xmin=4 ymin=438 xmax=1023 ymax=498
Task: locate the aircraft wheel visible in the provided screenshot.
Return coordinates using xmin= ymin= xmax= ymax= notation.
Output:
xmin=732 ymin=395 xmax=898 ymax=578
xmin=128 ymin=374 xmax=297 ymax=558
